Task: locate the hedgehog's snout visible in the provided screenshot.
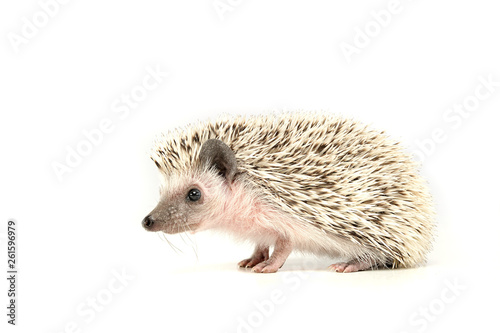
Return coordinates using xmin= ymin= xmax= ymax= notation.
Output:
xmin=142 ymin=215 xmax=155 ymax=231
xmin=143 ymin=198 xmax=195 ymax=234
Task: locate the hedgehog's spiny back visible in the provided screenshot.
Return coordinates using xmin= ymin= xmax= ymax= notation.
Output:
xmin=152 ymin=113 xmax=364 ymax=172
xmin=152 ymin=113 xmax=435 ymax=267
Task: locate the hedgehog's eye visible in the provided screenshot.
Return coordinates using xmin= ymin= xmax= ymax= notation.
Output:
xmin=187 ymin=188 xmax=202 ymax=202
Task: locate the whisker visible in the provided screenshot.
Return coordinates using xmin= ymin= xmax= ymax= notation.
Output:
xmin=183 ymin=224 xmax=199 ymax=261
xmin=158 ymin=232 xmax=183 ymax=254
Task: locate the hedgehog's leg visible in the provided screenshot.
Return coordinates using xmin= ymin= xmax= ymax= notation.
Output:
xmin=252 ymin=238 xmax=293 ymax=273
xmin=328 ymin=260 xmax=376 ymax=273
xmin=237 ymin=245 xmax=269 ymax=268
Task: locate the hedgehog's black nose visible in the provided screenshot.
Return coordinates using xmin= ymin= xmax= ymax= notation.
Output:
xmin=142 ymin=215 xmax=154 ymax=230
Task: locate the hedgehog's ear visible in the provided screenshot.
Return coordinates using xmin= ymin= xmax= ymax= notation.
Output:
xmin=199 ymin=139 xmax=237 ymax=182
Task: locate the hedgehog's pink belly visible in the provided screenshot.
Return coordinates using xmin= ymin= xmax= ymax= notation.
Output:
xmin=217 ymin=204 xmax=367 ymax=260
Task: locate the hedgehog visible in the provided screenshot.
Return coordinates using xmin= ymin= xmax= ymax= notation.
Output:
xmin=142 ymin=112 xmax=435 ymax=273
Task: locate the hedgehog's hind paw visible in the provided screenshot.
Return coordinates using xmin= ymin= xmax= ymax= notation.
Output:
xmin=329 ymin=260 xmax=374 ymax=273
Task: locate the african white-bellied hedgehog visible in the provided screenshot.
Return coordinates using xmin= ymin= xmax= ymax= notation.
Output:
xmin=142 ymin=112 xmax=435 ymax=273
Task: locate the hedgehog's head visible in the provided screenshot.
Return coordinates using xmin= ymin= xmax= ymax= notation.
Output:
xmin=142 ymin=139 xmax=238 ymax=234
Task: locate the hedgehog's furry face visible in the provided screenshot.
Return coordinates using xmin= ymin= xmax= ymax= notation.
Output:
xmin=143 ymin=139 xmax=237 ymax=234
xmin=143 ymin=171 xmax=230 ymax=234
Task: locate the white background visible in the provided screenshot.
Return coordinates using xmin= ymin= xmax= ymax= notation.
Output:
xmin=1 ymin=1 xmax=499 ymax=332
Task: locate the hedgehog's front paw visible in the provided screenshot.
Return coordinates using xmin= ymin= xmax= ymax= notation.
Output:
xmin=328 ymin=261 xmax=373 ymax=273
xmin=238 ymin=256 xmax=266 ymax=268
xmin=249 ymin=238 xmax=291 ymax=273
xmin=238 ymin=246 xmax=269 ymax=268
xmin=251 ymin=260 xmax=281 ymax=273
